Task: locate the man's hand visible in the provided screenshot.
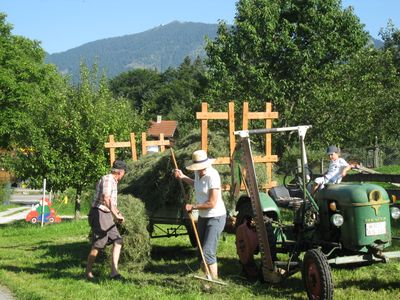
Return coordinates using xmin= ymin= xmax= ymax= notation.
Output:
xmin=174 ymin=169 xmax=185 ymax=179
xmin=116 ymin=214 xmax=125 ymax=224
xmin=185 ymin=203 xmax=196 ymax=212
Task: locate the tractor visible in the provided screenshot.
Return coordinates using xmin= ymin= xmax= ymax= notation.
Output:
xmin=232 ymin=126 xmax=400 ymax=300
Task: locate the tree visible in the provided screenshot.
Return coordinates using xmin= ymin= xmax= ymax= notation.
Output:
xmin=13 ymin=64 xmax=146 ymax=218
xmin=205 ymin=0 xmax=368 ymax=154
xmin=109 ymin=68 xmax=162 ymax=114
xmin=0 ymin=13 xmax=58 ymax=149
xmin=308 ymin=47 xmax=400 ymax=149
xmin=380 ymin=20 xmax=400 ymax=76
xmin=109 ymin=57 xmax=209 ymax=136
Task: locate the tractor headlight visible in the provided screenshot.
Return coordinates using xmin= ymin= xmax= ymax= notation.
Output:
xmin=331 ymin=213 xmax=344 ymax=227
xmin=390 ymin=207 xmax=400 ymax=220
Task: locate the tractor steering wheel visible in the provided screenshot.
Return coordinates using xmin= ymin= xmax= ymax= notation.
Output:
xmin=283 ymin=167 xmax=313 ymax=192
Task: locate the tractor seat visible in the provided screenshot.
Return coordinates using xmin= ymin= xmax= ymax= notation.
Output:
xmin=268 ymin=185 xmax=303 ymax=209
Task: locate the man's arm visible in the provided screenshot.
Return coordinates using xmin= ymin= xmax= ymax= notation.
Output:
xmin=174 ymin=169 xmax=194 ymax=186
xmin=186 ymin=188 xmax=219 ymax=211
xmin=103 ymin=194 xmax=124 ymax=223
xmin=341 ymin=164 xmax=352 ymax=178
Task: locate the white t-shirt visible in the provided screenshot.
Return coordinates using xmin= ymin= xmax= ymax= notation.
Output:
xmin=194 ymin=167 xmax=226 ymax=218
xmin=325 ymin=158 xmax=349 ymax=184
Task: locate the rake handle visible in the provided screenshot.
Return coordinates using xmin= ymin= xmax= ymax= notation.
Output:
xmin=171 ymin=148 xmax=188 ymax=201
xmin=188 ymin=211 xmax=213 ymax=280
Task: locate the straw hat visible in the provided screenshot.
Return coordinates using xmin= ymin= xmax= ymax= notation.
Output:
xmin=186 ymin=150 xmax=215 ymax=171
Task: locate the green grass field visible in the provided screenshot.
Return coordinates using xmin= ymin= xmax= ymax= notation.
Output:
xmin=1 ymin=219 xmax=400 ymax=300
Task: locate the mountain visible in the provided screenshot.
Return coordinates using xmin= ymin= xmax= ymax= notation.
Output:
xmin=45 ymin=21 xmax=219 ymax=82
xmin=45 ymin=21 xmax=384 ymax=83
xmin=370 ymin=36 xmax=384 ymax=48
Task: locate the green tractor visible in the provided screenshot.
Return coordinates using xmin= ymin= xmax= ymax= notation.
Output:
xmin=232 ymin=126 xmax=400 ymax=300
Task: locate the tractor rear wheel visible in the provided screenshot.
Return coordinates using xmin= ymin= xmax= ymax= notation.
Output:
xmin=302 ymin=249 xmax=333 ymax=300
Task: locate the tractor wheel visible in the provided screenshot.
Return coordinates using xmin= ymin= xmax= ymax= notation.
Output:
xmin=48 ymin=217 xmax=55 ymax=223
xmin=30 ymin=217 xmax=38 ymax=224
xmin=302 ymin=249 xmax=333 ymax=300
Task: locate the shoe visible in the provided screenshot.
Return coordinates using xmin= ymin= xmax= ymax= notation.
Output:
xmin=86 ymin=274 xmax=95 ymax=281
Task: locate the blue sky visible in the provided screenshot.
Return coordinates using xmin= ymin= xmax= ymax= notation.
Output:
xmin=1 ymin=0 xmax=399 ymax=54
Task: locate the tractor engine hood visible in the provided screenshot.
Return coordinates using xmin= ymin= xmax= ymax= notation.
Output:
xmin=316 ymin=182 xmax=392 ymax=251
xmin=315 ymin=182 xmax=390 ymax=205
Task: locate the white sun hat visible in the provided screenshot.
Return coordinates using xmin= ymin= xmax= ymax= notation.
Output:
xmin=186 ymin=150 xmax=215 ymax=171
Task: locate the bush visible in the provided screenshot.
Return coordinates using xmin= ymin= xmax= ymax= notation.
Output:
xmin=117 ymin=194 xmax=151 ymax=270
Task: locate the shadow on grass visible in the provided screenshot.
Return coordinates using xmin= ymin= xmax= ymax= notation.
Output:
xmin=1 ymin=240 xmax=93 ymax=281
xmin=147 ymin=244 xmax=306 ymax=298
xmin=337 ymin=277 xmax=400 ymax=291
xmin=151 ymin=244 xmax=197 ymax=260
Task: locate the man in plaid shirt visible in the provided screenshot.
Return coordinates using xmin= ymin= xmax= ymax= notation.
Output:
xmin=86 ymin=160 xmax=126 ymax=281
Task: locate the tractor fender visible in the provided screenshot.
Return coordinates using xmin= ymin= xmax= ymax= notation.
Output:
xmin=236 ymin=193 xmax=280 ymax=220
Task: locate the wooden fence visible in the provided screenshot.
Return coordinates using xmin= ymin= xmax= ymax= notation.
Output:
xmin=196 ymin=102 xmax=278 ymax=189
xmin=104 ymin=101 xmax=279 ymax=189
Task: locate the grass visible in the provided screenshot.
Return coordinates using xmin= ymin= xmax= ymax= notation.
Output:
xmin=0 ymin=204 xmax=20 ymax=212
xmin=1 ymin=219 xmax=400 ymax=300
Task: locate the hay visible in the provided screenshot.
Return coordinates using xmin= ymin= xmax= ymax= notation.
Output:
xmin=119 ymin=128 xmax=268 ymax=213
xmin=117 ymin=194 xmax=151 ymax=270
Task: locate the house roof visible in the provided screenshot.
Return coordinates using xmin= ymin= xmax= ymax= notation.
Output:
xmin=147 ymin=120 xmax=177 ymax=138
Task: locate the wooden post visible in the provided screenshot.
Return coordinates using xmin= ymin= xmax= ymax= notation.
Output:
xmin=107 ymin=135 xmax=116 ymax=167
xmin=265 ymin=102 xmax=273 ymax=189
xmin=201 ymin=102 xmax=208 ymax=152
xmin=160 ymin=133 xmax=165 ymax=152
xmin=228 ymin=102 xmax=235 ymax=158
xmin=243 ymin=102 xmax=279 ymax=190
xmin=196 ymin=102 xmax=231 ymax=164
xmin=242 ymin=102 xmax=249 ymax=130
xmin=141 ymin=132 xmax=147 ymax=156
xmin=130 ymin=132 xmax=137 ymax=161
xmin=105 ymin=133 xmax=137 ymax=166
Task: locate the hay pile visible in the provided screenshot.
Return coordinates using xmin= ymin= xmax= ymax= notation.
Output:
xmin=117 ymin=194 xmax=151 ymax=270
xmin=119 ymin=128 xmax=268 ymax=213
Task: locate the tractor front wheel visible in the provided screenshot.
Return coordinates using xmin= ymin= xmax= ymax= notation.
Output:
xmin=302 ymin=249 xmax=333 ymax=300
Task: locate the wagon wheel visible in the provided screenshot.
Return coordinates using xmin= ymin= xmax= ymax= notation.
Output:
xmin=30 ymin=217 xmax=38 ymax=224
xmin=302 ymin=249 xmax=333 ymax=300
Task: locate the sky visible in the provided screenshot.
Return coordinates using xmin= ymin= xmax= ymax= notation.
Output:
xmin=1 ymin=0 xmax=399 ymax=54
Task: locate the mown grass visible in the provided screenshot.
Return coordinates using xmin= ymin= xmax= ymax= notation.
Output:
xmin=1 ymin=219 xmax=400 ymax=300
xmin=0 ymin=204 xmax=19 ymax=212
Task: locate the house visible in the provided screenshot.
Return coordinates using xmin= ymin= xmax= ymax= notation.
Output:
xmin=146 ymin=116 xmax=177 ymax=153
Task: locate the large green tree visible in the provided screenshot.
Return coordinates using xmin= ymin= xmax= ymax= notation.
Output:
xmin=309 ymin=47 xmax=400 ymax=149
xmin=0 ymin=13 xmax=62 ymax=149
xmin=0 ymin=14 xmax=146 ymax=217
xmin=380 ymin=20 xmax=400 ymax=76
xmin=14 ymin=65 xmax=145 ymax=217
xmin=205 ymin=0 xmax=368 ymax=153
